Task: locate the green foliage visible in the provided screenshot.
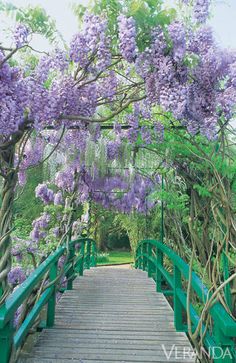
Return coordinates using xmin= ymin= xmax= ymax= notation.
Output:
xmin=13 ymin=218 xmax=32 ymax=239
xmin=151 ymin=189 xmax=189 ymax=212
xmin=114 ymin=209 xmax=159 ymax=251
xmin=13 ymin=165 xmax=44 ymax=238
xmin=97 ymin=251 xmax=134 ymax=265
xmin=97 ymin=252 xmax=110 ymax=263
xmin=193 ymin=184 xmax=212 ymax=198
xmin=0 ymin=1 xmax=58 ymax=42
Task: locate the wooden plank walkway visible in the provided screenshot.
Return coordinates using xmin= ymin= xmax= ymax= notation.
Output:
xmin=21 ymin=267 xmax=195 ymax=363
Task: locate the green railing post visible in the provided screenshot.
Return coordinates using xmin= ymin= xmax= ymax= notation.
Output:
xmin=135 ymin=246 xmax=138 ymax=269
xmin=213 ymin=324 xmax=234 ymax=363
xmin=160 ymin=175 xmax=164 ymax=244
xmin=142 ymin=243 xmax=145 ymax=271
xmin=137 ymin=246 xmax=141 ymax=269
xmin=147 ymin=243 xmax=152 ymax=277
xmin=86 ymin=240 xmax=91 ymax=269
xmin=46 ymin=261 xmax=57 ymax=327
xmin=174 ymin=265 xmax=185 ymax=332
xmin=79 ymin=242 xmax=85 ymax=276
xmin=0 ymin=320 xmax=14 ymax=363
xmin=143 ymin=243 xmax=147 ymax=271
xmin=91 ymin=241 xmax=97 ymax=267
xmin=156 ymin=246 xmax=163 ymax=292
xmin=66 ymin=244 xmax=75 ymax=290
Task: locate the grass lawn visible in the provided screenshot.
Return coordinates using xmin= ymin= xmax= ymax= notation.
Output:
xmin=97 ymin=251 xmax=134 ymax=265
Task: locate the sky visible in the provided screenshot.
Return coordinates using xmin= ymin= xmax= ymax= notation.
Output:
xmin=1 ymin=0 xmax=236 ymax=51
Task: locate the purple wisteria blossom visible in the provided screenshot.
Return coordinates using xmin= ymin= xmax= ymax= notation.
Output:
xmin=8 ymin=266 xmax=26 ymax=286
xmin=13 ymin=23 xmax=29 ymax=48
xmin=35 ymin=184 xmax=54 ymax=204
xmin=70 ymin=13 xmax=111 ymax=71
xmin=118 ymin=15 xmax=137 ymax=63
xmin=194 ymin=0 xmax=210 ymax=24
xmin=168 ymin=22 xmax=186 ymax=62
xmin=54 ymin=191 xmax=64 ymax=206
xmin=30 ymin=213 xmax=51 ymax=242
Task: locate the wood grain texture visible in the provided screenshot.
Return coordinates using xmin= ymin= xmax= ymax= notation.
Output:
xmin=20 ymin=267 xmax=195 ymax=363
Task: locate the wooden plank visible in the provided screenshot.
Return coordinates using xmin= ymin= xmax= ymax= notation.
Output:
xmin=20 ymin=267 xmax=195 ymax=363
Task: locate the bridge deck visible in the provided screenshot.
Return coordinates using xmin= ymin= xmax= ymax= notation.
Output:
xmin=22 ymin=267 xmax=195 ymax=363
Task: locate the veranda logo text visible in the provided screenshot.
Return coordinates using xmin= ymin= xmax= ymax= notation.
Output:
xmin=162 ymin=344 xmax=233 ymax=361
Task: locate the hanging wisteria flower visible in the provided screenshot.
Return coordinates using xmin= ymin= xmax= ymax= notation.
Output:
xmin=35 ymin=183 xmax=54 ymax=204
xmin=8 ymin=266 xmax=26 ymax=286
xmin=154 ymin=122 xmax=164 ymax=142
xmin=69 ymin=13 xmax=111 ymax=71
xmin=118 ymin=15 xmax=137 ymax=63
xmin=140 ymin=126 xmax=152 ymax=145
xmin=36 ymin=49 xmax=69 ymax=83
xmin=0 ymin=51 xmax=27 ymax=137
xmin=55 ymin=169 xmax=74 ymax=192
xmin=168 ymin=22 xmax=186 ymax=62
xmin=194 ymin=0 xmax=210 ymax=24
xmin=13 ymin=23 xmax=29 ymax=48
xmin=54 ymin=191 xmax=64 ymax=206
xmin=126 ymin=113 xmax=139 ymax=143
xmin=31 ymin=213 xmax=51 ymax=242
xmin=98 ymin=71 xmax=118 ymax=100
xmin=107 ymin=140 xmax=120 ymax=160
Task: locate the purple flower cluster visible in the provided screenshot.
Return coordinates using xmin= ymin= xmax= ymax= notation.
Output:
xmin=75 ymin=165 xmax=159 ymax=214
xmin=36 ymin=49 xmax=69 ymax=83
xmin=12 ymin=236 xmax=36 ymax=262
xmin=30 ymin=213 xmax=51 ymax=242
xmin=154 ymin=122 xmax=164 ymax=142
xmin=54 ymin=191 xmax=64 ymax=206
xmin=194 ymin=0 xmax=210 ymax=24
xmin=127 ymin=114 xmax=139 ymax=143
xmin=0 ymin=51 xmax=27 ymax=137
xmin=55 ymin=169 xmax=74 ymax=192
xmin=136 ymin=19 xmax=236 ymax=139
xmin=70 ymin=13 xmax=111 ymax=71
xmin=8 ymin=266 xmax=26 ymax=286
xmin=12 ymin=237 xmax=38 ymax=260
xmin=35 ymin=183 xmax=54 ymax=204
xmin=118 ymin=15 xmax=137 ymax=63
xmin=168 ymin=22 xmax=186 ymax=62
xmin=140 ymin=126 xmax=151 ymax=145
xmin=98 ymin=71 xmax=118 ymax=100
xmin=92 ymin=174 xmax=156 ymax=214
xmin=106 ymin=140 xmax=120 ymax=160
xmin=13 ymin=23 xmax=29 ymax=48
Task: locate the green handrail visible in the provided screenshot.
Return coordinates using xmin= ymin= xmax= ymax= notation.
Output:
xmin=0 ymin=237 xmax=97 ymax=363
xmin=135 ymin=239 xmax=236 ymax=363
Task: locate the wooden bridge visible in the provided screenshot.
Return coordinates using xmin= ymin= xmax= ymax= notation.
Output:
xmin=0 ymin=238 xmax=235 ymax=363
xmin=22 ymin=266 xmax=194 ymax=362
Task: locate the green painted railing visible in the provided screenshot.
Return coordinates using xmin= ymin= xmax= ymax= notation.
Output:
xmin=135 ymin=240 xmax=236 ymax=363
xmin=0 ymin=237 xmax=97 ymax=363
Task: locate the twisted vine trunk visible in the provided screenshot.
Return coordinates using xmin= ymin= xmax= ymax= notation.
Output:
xmin=0 ymin=144 xmax=17 ymax=304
